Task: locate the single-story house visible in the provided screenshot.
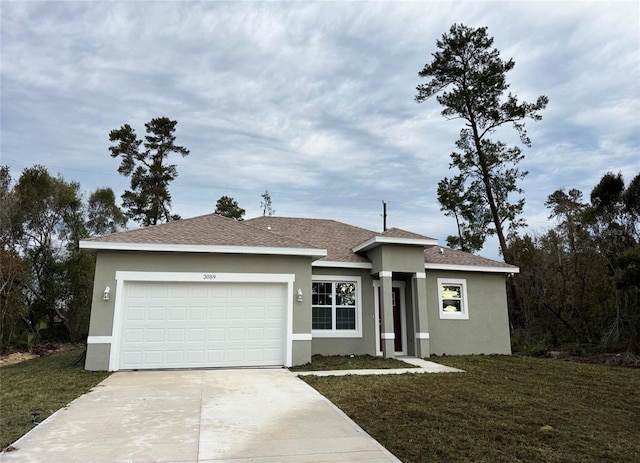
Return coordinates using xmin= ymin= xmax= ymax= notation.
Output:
xmin=79 ymin=214 xmax=518 ymax=371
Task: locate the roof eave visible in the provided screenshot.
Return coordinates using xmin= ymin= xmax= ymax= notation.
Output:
xmin=352 ymin=236 xmax=439 ymax=253
xmin=424 ymin=263 xmax=520 ymax=274
xmin=312 ymin=260 xmax=373 ymax=269
xmin=79 ymin=241 xmax=328 ymax=258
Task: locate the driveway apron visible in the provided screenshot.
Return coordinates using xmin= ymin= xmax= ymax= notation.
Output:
xmin=1 ymin=369 xmax=401 ymax=463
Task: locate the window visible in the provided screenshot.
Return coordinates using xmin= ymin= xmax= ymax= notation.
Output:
xmin=312 ymin=276 xmax=361 ymax=337
xmin=437 ymin=278 xmax=469 ymax=320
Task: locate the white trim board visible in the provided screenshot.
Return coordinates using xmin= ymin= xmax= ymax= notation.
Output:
xmin=80 ymin=241 xmax=327 ymax=258
xmin=352 ymin=236 xmax=438 ymax=253
xmin=425 ymin=263 xmax=519 ymax=274
xmin=312 ymin=260 xmax=372 ymax=269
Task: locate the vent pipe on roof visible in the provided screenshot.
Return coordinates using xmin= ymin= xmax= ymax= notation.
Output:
xmin=382 ymin=200 xmax=387 ymax=231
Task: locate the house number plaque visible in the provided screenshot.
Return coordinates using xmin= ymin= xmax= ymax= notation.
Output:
xmin=203 ymin=274 xmax=217 ymax=280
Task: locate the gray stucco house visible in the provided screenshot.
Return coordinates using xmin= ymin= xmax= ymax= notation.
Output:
xmin=79 ymin=214 xmax=518 ymax=371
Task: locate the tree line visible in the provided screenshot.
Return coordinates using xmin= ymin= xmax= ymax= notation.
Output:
xmin=418 ymin=24 xmax=639 ymax=353
xmin=0 ymin=166 xmax=127 ymax=351
xmin=0 ymin=118 xmax=273 ymax=353
xmin=509 ymin=174 xmax=639 ymax=352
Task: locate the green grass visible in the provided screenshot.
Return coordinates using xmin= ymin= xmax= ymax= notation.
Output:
xmin=0 ymin=347 xmax=110 ymax=450
xmin=302 ymin=355 xmax=640 ymax=463
xmin=290 ymin=354 xmax=417 ymax=371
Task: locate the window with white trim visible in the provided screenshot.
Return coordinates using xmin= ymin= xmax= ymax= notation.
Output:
xmin=312 ymin=276 xmax=362 ymax=337
xmin=437 ymin=278 xmax=469 ymax=320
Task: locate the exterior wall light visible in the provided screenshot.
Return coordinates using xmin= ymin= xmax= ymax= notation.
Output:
xmin=297 ymin=289 xmax=303 ymax=302
xmin=103 ymin=286 xmax=111 ymax=301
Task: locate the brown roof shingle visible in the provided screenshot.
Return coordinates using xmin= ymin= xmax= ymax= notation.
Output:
xmin=83 ymin=213 xmax=514 ymax=270
xmin=83 ymin=213 xmax=320 ymax=250
xmin=245 ymin=216 xmax=375 ymax=263
xmin=379 ymin=227 xmax=436 ymax=240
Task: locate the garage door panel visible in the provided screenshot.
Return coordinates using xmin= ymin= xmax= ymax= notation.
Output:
xmin=168 ymin=285 xmax=188 ymax=298
xmin=123 ymin=351 xmax=143 ymax=365
xmin=208 ymin=328 xmax=225 ymax=341
xmin=168 ymin=307 xmax=187 ymax=320
xmin=126 ymin=307 xmax=145 ymax=321
xmin=189 ymin=328 xmax=206 ymax=342
xmin=150 ymin=285 xmax=169 ymax=298
xmin=228 ymin=327 xmax=245 ymax=340
xmin=146 ymin=329 xmax=165 ymax=342
xmin=124 ymin=328 xmax=144 ymax=342
xmin=189 ymin=307 xmax=207 ymax=320
xmin=166 ymin=350 xmax=184 ymax=364
xmin=119 ymin=281 xmax=287 ymax=369
xmin=247 ymin=327 xmax=264 ymax=341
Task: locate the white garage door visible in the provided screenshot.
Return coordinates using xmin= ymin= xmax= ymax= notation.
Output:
xmin=118 ymin=281 xmax=287 ymax=369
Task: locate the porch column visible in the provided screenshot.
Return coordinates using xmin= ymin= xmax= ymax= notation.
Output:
xmin=413 ymin=272 xmax=430 ymax=357
xmin=379 ymin=271 xmax=395 ymax=358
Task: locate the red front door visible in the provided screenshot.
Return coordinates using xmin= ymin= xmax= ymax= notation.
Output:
xmin=378 ymin=286 xmax=403 ymax=353
xmin=392 ymin=287 xmax=403 ymax=352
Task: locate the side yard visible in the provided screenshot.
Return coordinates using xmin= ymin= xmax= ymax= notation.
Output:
xmin=0 ymin=347 xmax=110 ymax=450
xmin=302 ymin=355 xmax=640 ymax=463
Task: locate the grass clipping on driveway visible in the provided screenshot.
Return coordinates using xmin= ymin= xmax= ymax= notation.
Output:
xmin=0 ymin=347 xmax=110 ymax=450
xmin=290 ymin=354 xmax=417 ymax=371
xmin=302 ymin=355 xmax=640 ymax=463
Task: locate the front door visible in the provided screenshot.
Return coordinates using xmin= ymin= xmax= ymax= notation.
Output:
xmin=377 ymin=286 xmax=404 ymax=353
xmin=392 ymin=287 xmax=403 ymax=352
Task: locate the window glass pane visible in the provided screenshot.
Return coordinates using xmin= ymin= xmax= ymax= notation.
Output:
xmin=312 ymin=306 xmax=332 ymax=329
xmin=336 ymin=307 xmax=356 ymax=330
xmin=336 ymin=282 xmax=356 ymax=306
xmin=441 ymin=285 xmax=461 ymax=299
xmin=312 ymin=282 xmax=332 ymax=306
xmin=442 ymin=299 xmax=462 ymax=312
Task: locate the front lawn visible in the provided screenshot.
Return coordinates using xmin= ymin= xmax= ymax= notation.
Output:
xmin=0 ymin=347 xmax=110 ymax=450
xmin=290 ymin=354 xmax=417 ymax=371
xmin=302 ymin=355 xmax=640 ymax=463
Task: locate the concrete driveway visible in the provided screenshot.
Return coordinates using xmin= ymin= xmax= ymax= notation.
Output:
xmin=2 ymin=369 xmax=401 ymax=463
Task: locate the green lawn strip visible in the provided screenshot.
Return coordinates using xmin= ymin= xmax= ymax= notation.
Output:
xmin=0 ymin=347 xmax=110 ymax=450
xmin=290 ymin=354 xmax=418 ymax=371
xmin=302 ymin=355 xmax=640 ymax=463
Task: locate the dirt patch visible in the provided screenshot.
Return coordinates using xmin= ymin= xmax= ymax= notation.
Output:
xmin=0 ymin=344 xmax=76 ymax=367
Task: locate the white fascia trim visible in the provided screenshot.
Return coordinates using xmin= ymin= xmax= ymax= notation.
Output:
xmin=79 ymin=241 xmax=327 ymax=258
xmin=381 ymin=332 xmax=396 ymax=339
xmin=414 ymin=272 xmax=426 ymax=279
xmin=312 ymin=260 xmax=372 ymax=269
xmin=352 ymin=236 xmax=439 ymax=253
xmin=379 ymin=271 xmax=393 ymax=278
xmin=425 ymin=263 xmax=520 ymax=274
xmin=115 ymin=271 xmax=295 ymax=284
xmin=87 ymin=336 xmax=112 ymax=344
xmin=291 ymin=333 xmax=312 ymax=341
xmin=415 ymin=332 xmax=430 ymax=339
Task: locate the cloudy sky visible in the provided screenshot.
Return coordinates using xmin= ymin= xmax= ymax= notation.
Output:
xmin=2 ymin=0 xmax=638 ymax=260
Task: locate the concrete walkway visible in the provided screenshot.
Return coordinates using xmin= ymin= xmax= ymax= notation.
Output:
xmin=2 ymin=369 xmax=401 ymax=463
xmin=295 ymin=357 xmax=464 ymax=377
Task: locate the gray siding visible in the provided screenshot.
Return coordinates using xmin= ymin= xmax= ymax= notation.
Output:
xmin=426 ymin=271 xmax=512 ymax=355
xmin=86 ymin=251 xmax=313 ymax=370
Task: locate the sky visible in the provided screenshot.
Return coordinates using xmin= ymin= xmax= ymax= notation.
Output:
xmin=1 ymin=0 xmax=639 ymax=261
